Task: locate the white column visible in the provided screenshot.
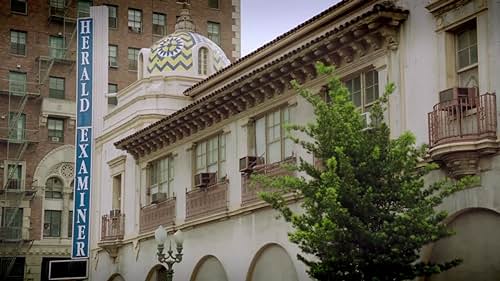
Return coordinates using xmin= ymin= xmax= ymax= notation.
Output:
xmin=91 ymin=6 xmax=109 ymax=138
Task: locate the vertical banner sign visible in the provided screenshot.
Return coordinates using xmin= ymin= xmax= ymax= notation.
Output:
xmin=72 ymin=18 xmax=93 ymax=259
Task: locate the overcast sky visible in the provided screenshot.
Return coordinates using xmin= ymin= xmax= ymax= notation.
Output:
xmin=240 ymin=0 xmax=339 ymax=56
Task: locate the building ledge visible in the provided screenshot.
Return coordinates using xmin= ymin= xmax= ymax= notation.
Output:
xmin=428 ymin=138 xmax=499 ymax=178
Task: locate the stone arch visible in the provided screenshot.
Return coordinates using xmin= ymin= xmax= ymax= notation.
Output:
xmin=246 ymin=243 xmax=299 ymax=281
xmin=190 ymin=255 xmax=228 ymax=281
xmin=33 ymin=145 xmax=75 ymax=188
xmin=425 ymin=207 xmax=500 ymax=281
xmin=144 ymin=264 xmax=167 ymax=281
xmin=106 ymin=273 xmax=125 ymax=281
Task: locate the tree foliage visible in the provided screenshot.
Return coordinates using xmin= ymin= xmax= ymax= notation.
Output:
xmin=254 ymin=63 xmax=474 ymax=281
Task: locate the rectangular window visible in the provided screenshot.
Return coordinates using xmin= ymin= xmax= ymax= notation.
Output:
xmin=6 ymin=163 xmax=22 ymax=190
xmin=9 ymin=71 xmax=26 ymax=96
xmin=49 ymin=0 xmax=65 ymax=17
xmin=207 ymin=21 xmax=221 ymax=46
xmin=128 ymin=48 xmax=140 ymax=71
xmin=208 ymin=0 xmax=219 ymax=9
xmin=128 ymin=9 xmax=142 ymax=33
xmin=77 ymin=0 xmax=91 ymax=18
xmin=456 ymin=23 xmax=478 ymax=87
xmin=108 ymin=83 xmax=118 ymax=105
xmin=112 ymin=174 xmax=122 ymax=210
xmin=153 ymin=13 xmax=166 ymax=36
xmin=44 ymin=210 xmax=62 ymax=237
xmin=1 ymin=208 xmax=23 ymax=240
xmin=8 ymin=112 xmax=26 ymax=141
xmin=68 ymin=211 xmax=73 ymax=237
xmin=48 ymin=118 xmax=64 ymax=142
xmin=11 ymin=0 xmax=27 ymax=14
xmin=107 ymin=5 xmax=118 ymax=29
xmin=148 ymin=156 xmax=174 ymax=199
xmin=49 ymin=36 xmax=65 ymax=59
xmin=10 ymin=30 xmax=26 ymax=55
xmin=195 ymin=134 xmax=226 ymax=178
xmin=109 ymin=45 xmax=118 ymax=68
xmin=49 ymin=76 xmax=65 ymax=99
xmin=344 ymin=69 xmax=379 ymax=111
xmin=254 ymin=106 xmax=294 ymax=164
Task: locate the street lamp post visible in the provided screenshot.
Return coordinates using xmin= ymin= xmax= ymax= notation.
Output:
xmin=154 ymin=226 xmax=184 ymax=281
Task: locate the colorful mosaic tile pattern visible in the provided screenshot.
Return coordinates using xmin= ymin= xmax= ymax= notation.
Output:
xmin=147 ymin=31 xmax=229 ymax=74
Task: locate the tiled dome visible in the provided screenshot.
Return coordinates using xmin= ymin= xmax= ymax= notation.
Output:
xmin=147 ymin=31 xmax=230 ymax=76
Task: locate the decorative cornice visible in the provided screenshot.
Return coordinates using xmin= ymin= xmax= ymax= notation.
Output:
xmin=115 ymin=3 xmax=409 ymax=160
xmin=426 ymin=0 xmax=473 ymax=16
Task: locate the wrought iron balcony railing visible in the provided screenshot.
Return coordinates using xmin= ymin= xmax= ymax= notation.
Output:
xmin=428 ymin=93 xmax=497 ymax=147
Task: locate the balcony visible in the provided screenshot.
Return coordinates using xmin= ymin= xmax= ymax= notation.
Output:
xmin=139 ymin=198 xmax=176 ymax=234
xmin=427 ymin=93 xmax=498 ymax=177
xmin=99 ymin=211 xmax=126 ymax=261
xmin=241 ymin=157 xmax=296 ymax=206
xmin=0 ymin=226 xmax=23 ymax=242
xmin=0 ymin=180 xmax=37 ymax=198
xmin=0 ymin=128 xmax=39 ymax=144
xmin=186 ymin=181 xmax=228 ymax=221
xmin=101 ymin=213 xmax=125 ymax=241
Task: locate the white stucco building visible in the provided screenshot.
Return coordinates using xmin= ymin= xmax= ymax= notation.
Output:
xmin=90 ymin=0 xmax=500 ymax=280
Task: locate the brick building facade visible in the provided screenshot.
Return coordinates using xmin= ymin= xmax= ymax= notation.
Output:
xmin=0 ymin=1 xmax=239 ymax=280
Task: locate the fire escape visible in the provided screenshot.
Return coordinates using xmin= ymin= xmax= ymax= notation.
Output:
xmin=1 ymin=0 xmax=78 ymax=279
xmin=0 ymin=56 xmax=39 ymax=281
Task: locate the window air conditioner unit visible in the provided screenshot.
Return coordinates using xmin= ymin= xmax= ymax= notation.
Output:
xmin=109 ymin=209 xmax=121 ymax=217
xmin=151 ymin=192 xmax=167 ymax=203
xmin=51 ymin=136 xmax=61 ymax=142
xmin=361 ymin=112 xmax=371 ymax=130
xmin=194 ymin=172 xmax=216 ymax=188
xmin=128 ymin=26 xmax=142 ymax=33
xmin=239 ymin=156 xmax=264 ymax=173
xmin=439 ymin=87 xmax=478 ymax=107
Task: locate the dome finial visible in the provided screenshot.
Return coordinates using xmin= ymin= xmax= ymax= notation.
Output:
xmin=175 ymin=0 xmax=195 ymax=32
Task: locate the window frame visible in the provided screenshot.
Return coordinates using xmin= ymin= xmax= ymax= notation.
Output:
xmin=49 ymin=76 xmax=65 ymax=99
xmin=107 ymin=5 xmax=118 ymax=29
xmin=10 ymin=30 xmax=27 ymax=56
xmin=8 ymin=112 xmax=26 ymax=141
xmin=147 ymin=155 xmax=174 ymax=200
xmin=47 ymin=118 xmax=64 ymax=142
xmin=108 ymin=83 xmax=118 ymax=105
xmin=343 ymin=69 xmax=379 ymax=112
xmin=198 ymin=47 xmax=209 ymax=75
xmin=10 ymin=0 xmax=27 ymax=15
xmin=208 ymin=0 xmax=220 ymax=9
xmin=5 ymin=162 xmax=23 ymax=190
xmin=128 ymin=47 xmax=140 ymax=71
xmin=152 ymin=12 xmax=166 ymax=36
xmin=207 ymin=21 xmax=221 ymax=46
xmin=454 ymin=21 xmax=478 ymax=87
xmin=45 ymin=177 xmax=63 ymax=199
xmin=43 ymin=210 xmax=62 ymax=238
xmin=77 ymin=0 xmax=91 ymax=18
xmin=253 ymin=106 xmax=294 ymax=164
xmin=194 ymin=133 xmax=226 ymax=179
xmin=1 ymin=207 xmax=23 ymax=240
xmin=109 ymin=44 xmax=118 ymax=68
xmin=8 ymin=71 xmax=27 ymax=96
xmin=128 ymin=8 xmax=143 ymax=33
xmin=49 ymin=35 xmax=65 ymax=59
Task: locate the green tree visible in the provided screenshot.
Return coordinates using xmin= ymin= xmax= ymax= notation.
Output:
xmin=254 ymin=63 xmax=473 ymax=281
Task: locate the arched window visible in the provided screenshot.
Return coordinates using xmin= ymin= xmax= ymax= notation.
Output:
xmin=45 ymin=177 xmax=63 ymax=199
xmin=198 ymin=47 xmax=208 ymax=75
